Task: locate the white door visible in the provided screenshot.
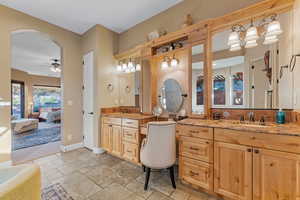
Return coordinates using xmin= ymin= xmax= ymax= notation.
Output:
xmin=83 ymin=51 xmax=94 ymax=150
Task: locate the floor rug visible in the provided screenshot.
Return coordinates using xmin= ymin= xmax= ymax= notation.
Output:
xmin=12 ymin=123 xmax=61 ymax=151
xmin=42 ymin=183 xmax=73 ymax=200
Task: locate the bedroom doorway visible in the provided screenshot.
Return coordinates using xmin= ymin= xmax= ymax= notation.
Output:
xmin=10 ymin=30 xmax=63 ymax=164
xmin=11 ymin=81 xmax=25 ymax=119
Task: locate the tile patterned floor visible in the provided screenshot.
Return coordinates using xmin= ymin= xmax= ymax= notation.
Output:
xmin=25 ymin=148 xmax=222 ymax=200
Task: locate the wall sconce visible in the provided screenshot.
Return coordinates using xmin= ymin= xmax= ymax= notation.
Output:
xmin=228 ymin=14 xmax=283 ymax=51
xmin=161 ymin=55 xmax=179 ymax=69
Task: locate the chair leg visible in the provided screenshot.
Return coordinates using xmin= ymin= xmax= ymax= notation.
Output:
xmin=142 ymin=165 xmax=145 ymax=172
xmin=144 ymin=167 xmax=151 ymax=190
xmin=169 ymin=166 xmax=176 ymax=189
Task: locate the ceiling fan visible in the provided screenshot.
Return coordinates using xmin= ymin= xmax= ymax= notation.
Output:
xmin=50 ymin=59 xmax=61 ymax=73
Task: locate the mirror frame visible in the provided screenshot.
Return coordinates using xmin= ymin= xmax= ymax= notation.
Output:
xmin=188 ymin=30 xmax=212 ymax=119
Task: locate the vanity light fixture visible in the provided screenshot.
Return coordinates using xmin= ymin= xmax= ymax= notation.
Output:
xmin=228 ymin=14 xmax=283 ymax=51
xmin=117 ymin=58 xmax=142 ymax=73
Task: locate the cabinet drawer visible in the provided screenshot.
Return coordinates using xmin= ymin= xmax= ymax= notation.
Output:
xmin=179 ymin=136 xmax=213 ymax=163
xmin=214 ymin=128 xmax=300 ymax=154
xmin=177 ymin=125 xmax=213 ymax=140
xmin=179 ymin=156 xmax=213 ymax=192
xmin=122 ymin=142 xmax=139 ymax=163
xmin=122 ymin=118 xmax=139 ymax=128
xmin=103 ymin=117 xmax=121 ymax=125
xmin=122 ymin=127 xmax=139 ymax=144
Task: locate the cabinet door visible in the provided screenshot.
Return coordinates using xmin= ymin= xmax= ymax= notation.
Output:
xmin=122 ymin=142 xmax=139 ymax=163
xmin=214 ymin=142 xmax=252 ymax=200
xmin=253 ymin=148 xmax=300 ymax=200
xmin=111 ymin=125 xmax=122 ymax=156
xmin=101 ymin=123 xmax=112 ymax=151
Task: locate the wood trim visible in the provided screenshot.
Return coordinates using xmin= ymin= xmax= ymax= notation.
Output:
xmin=211 ymin=0 xmax=294 ymax=33
xmin=204 ymin=28 xmax=212 ymax=119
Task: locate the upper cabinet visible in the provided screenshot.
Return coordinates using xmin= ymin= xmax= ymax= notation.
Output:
xmin=211 ymin=12 xmax=294 ymax=110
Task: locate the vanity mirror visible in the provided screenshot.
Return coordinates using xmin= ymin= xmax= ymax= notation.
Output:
xmin=191 ymin=43 xmax=205 ymax=115
xmin=159 ymin=79 xmax=184 ymax=113
xmin=211 ymin=12 xmax=294 ymax=109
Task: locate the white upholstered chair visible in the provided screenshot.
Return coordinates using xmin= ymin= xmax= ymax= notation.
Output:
xmin=140 ymin=121 xmax=177 ymax=190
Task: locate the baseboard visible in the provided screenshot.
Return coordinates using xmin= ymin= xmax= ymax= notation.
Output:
xmin=0 ymin=160 xmax=12 ymax=167
xmin=60 ymin=142 xmax=84 ymax=152
xmin=93 ymin=147 xmax=105 ymax=154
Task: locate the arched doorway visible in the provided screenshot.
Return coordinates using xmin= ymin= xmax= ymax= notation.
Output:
xmin=10 ymin=30 xmax=64 ymax=163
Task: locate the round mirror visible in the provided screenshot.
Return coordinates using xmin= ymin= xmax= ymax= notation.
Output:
xmin=159 ymin=79 xmax=184 ymax=113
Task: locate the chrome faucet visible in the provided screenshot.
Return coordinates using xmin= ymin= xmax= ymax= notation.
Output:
xmin=248 ymin=112 xmax=255 ymax=122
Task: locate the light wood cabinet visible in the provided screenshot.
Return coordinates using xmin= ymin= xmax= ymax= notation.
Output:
xmin=179 ymin=136 xmax=213 ymax=163
xmin=180 ymin=156 xmax=213 ymax=191
xmin=253 ymin=148 xmax=300 ymax=200
xmin=122 ymin=142 xmax=139 ymax=163
xmin=111 ymin=125 xmax=122 ymax=156
xmin=101 ymin=117 xmax=140 ymax=163
xmin=101 ymin=123 xmax=112 ymax=151
xmin=214 ymin=142 xmax=253 ymax=200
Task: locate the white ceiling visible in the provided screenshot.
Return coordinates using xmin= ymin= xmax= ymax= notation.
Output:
xmin=11 ymin=31 xmax=61 ymax=78
xmin=0 ymin=0 xmax=183 ymax=34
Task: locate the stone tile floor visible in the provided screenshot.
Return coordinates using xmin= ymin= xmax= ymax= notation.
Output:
xmin=24 ymin=148 xmax=222 ymax=200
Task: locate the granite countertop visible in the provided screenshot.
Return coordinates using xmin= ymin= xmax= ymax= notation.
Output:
xmin=102 ymin=112 xmax=155 ymax=120
xmin=178 ymin=118 xmax=300 ymax=137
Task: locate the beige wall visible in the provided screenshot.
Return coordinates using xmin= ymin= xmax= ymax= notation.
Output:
xmin=11 ymin=69 xmax=60 ymax=117
xmin=118 ymin=0 xmax=263 ymax=52
xmin=0 ymin=5 xmax=83 ymax=162
xmin=82 ymin=25 xmax=119 ymax=148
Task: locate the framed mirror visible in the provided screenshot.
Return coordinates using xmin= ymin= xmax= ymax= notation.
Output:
xmin=211 ymin=12 xmax=294 ymax=110
xmin=159 ymin=79 xmax=184 ymax=113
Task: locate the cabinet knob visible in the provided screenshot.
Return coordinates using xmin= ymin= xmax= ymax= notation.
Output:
xmin=247 ymin=148 xmax=252 ymax=152
xmin=254 ymin=149 xmax=260 ymax=154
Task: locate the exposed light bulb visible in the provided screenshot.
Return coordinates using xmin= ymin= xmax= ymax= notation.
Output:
xmin=130 ymin=66 xmax=136 ymax=73
xmin=245 ymin=40 xmax=258 ymax=48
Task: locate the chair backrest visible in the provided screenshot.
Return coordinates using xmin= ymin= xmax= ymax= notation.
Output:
xmin=140 ymin=121 xmax=176 ymax=169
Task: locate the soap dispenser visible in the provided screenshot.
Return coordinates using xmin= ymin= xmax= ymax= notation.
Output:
xmin=276 ymin=108 xmax=285 ymax=124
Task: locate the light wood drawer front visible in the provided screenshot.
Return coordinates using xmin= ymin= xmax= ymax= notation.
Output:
xmin=214 ymin=128 xmax=300 ymax=154
xmin=122 ymin=119 xmax=139 ymax=128
xmin=179 ymin=136 xmax=213 ymax=163
xmin=103 ymin=117 xmax=121 ymax=125
xmin=122 ymin=127 xmax=139 ymax=144
xmin=122 ymin=142 xmax=139 ymax=163
xmin=180 ymin=156 xmax=213 ymax=192
xmin=177 ymin=125 xmax=213 ymax=140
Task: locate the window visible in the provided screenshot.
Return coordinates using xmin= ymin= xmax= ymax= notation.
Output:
xmin=232 ymin=72 xmax=244 ymax=105
xmin=196 ymin=76 xmax=204 ymax=105
xmin=213 ymin=75 xmax=226 ymax=105
xmin=33 ymin=86 xmax=61 ymax=112
xmin=11 ymin=81 xmax=25 ymax=119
